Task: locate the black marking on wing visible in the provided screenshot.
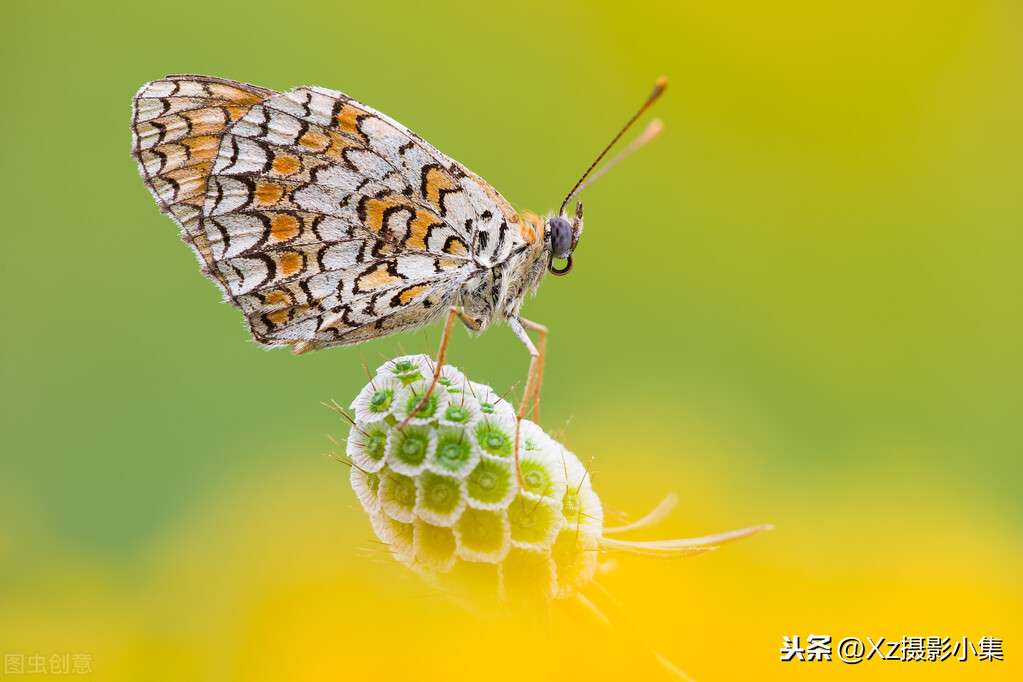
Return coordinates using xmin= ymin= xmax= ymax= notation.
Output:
xmin=494 ymin=220 xmax=508 ymax=258
xmin=210 ymin=217 xmax=231 ymax=254
xmin=353 ymin=259 xmax=403 ymax=294
xmin=253 ymin=106 xmax=270 ymax=139
xmin=298 ymin=90 xmax=312 ymax=118
xmin=162 ymin=173 xmax=181 ymax=200
xmin=258 ymin=140 xmax=274 ymax=175
xmin=442 ymin=235 xmax=468 ymax=255
xmin=419 ymin=164 xmax=460 ymax=217
xmin=294 ymin=117 xmax=310 ymax=148
xmin=380 ymin=204 xmax=410 ymax=241
xmin=150 ymin=120 xmax=168 ymax=146
xmin=251 ymin=252 xmax=276 ymax=290
xmin=220 ymin=135 xmax=242 ymax=174
xmin=329 ymin=97 xmax=346 ymax=127
xmin=149 ymin=146 xmax=168 ymax=174
xmin=309 ymin=213 xmax=327 ymax=242
xmin=489 ymin=268 xmax=502 ymax=306
xmin=250 ymin=211 xmax=275 ymax=250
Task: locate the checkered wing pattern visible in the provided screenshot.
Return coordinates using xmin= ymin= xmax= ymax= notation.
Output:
xmin=132 ymin=75 xmax=521 ymax=352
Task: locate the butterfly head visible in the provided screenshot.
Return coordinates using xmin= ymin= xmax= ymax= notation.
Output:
xmin=546 ymin=201 xmax=583 ymax=276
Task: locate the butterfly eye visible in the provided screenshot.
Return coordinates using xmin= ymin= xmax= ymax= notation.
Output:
xmin=548 ymin=217 xmax=573 ymax=259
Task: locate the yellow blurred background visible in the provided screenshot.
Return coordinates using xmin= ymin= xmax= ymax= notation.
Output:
xmin=1 ymin=0 xmax=1019 ymax=679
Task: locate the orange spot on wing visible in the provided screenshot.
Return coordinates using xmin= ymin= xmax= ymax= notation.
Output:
xmin=264 ymin=290 xmax=291 ymax=306
xmin=278 ymin=251 xmax=304 ymax=277
xmin=180 ymin=135 xmax=219 ymax=161
xmin=208 ymin=83 xmax=265 ymax=104
xmin=444 ymin=237 xmax=469 ymax=257
xmin=272 ymin=153 xmax=301 ymax=176
xmin=269 ymin=213 xmax=301 ymax=242
xmin=325 ymin=131 xmax=358 ymax=161
xmin=335 ymin=105 xmax=366 ymax=140
xmin=397 ymin=285 xmax=428 ymax=305
xmin=254 ymin=181 xmax=285 ymax=206
xmin=298 ymin=129 xmax=329 ymax=151
xmin=164 ymin=162 xmax=212 ymax=200
xmin=423 ymin=166 xmax=459 ymax=212
xmin=357 ymin=263 xmax=402 ymax=291
xmin=361 ymin=195 xmax=408 ymax=233
xmin=181 ymin=108 xmax=228 ymax=136
xmin=404 ymin=210 xmax=440 ymax=251
xmin=266 ymin=309 xmax=291 ymax=326
xmin=223 ymin=104 xmax=249 ymax=121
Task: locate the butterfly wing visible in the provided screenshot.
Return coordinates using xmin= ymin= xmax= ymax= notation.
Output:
xmin=133 ymin=76 xmax=523 ymax=352
xmin=133 ymin=75 xmax=274 ymax=274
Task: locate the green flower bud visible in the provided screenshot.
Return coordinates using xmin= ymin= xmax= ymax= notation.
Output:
xmin=341 ymin=354 xmax=770 ymax=613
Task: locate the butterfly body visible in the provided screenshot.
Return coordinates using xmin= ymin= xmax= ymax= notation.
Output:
xmin=132 ymin=75 xmax=561 ymax=353
xmin=456 ymin=211 xmax=551 ymax=332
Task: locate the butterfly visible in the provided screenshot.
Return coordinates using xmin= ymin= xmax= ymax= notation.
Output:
xmin=131 ymin=74 xmax=665 ymax=431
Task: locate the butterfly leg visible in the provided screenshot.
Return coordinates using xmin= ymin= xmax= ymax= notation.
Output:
xmin=518 ymin=317 xmax=548 ymax=421
xmin=507 ymin=316 xmax=549 ymax=486
xmin=396 ymin=306 xmax=462 ymax=431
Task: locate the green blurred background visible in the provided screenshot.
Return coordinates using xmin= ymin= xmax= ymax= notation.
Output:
xmin=2 ymin=1 xmax=1019 ymax=679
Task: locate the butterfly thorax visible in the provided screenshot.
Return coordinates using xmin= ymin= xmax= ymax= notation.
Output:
xmin=457 ymin=211 xmax=549 ymax=330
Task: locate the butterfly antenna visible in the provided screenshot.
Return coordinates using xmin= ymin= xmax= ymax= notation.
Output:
xmin=574 ymin=119 xmax=663 ymax=198
xmin=558 ymin=77 xmax=668 ymax=216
